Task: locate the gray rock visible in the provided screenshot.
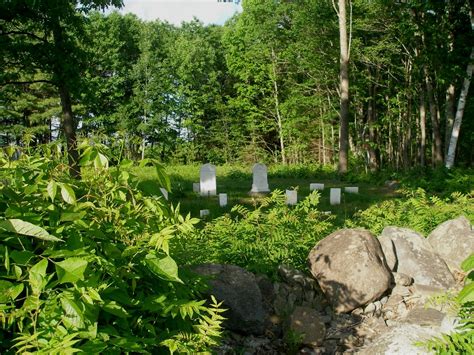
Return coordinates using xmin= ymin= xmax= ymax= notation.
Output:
xmin=358 ymin=324 xmax=444 ymax=354
xmin=427 ymin=216 xmax=474 ymax=272
xmin=378 ymin=235 xmax=397 ymax=271
xmin=286 ymin=306 xmax=326 ymax=347
xmin=381 ymin=227 xmax=456 ymax=289
xmin=308 ymin=229 xmax=392 ymax=313
xmin=391 ymin=284 xmax=411 ymax=297
xmin=393 ymin=272 xmax=413 ymax=286
xmin=403 ymin=308 xmax=446 ymax=327
xmin=192 ymin=263 xmax=267 ymax=335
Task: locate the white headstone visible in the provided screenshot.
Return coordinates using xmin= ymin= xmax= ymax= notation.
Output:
xmin=345 ymin=186 xmax=359 ymax=194
xmin=193 ymin=183 xmax=200 ymax=193
xmin=286 ymin=190 xmax=297 ymax=205
xmin=310 ymin=183 xmax=325 ymax=191
xmin=200 ymin=209 xmax=210 ymax=218
xmin=219 ymin=193 xmax=228 ymax=207
xmin=160 ymin=188 xmax=168 ymax=200
xmin=200 ymin=163 xmax=217 ymax=196
xmin=251 ymin=163 xmax=269 ymax=193
xmin=330 ymin=188 xmax=341 ymax=205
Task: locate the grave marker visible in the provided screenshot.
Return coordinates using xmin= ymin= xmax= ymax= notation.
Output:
xmin=345 ymin=186 xmax=359 ymax=194
xmin=219 ymin=193 xmax=228 ymax=207
xmin=310 ymin=183 xmax=325 ymax=191
xmin=250 ymin=163 xmax=270 ymax=193
xmin=200 ymin=209 xmax=210 ymax=218
xmin=200 ymin=163 xmax=217 ymax=196
xmin=330 ymin=188 xmax=341 ymax=205
xmin=286 ymin=190 xmax=297 ymax=205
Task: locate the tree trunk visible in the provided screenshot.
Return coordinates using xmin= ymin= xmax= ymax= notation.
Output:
xmin=419 ymin=87 xmax=427 ymax=167
xmin=337 ymin=0 xmax=350 ymax=174
xmin=271 ymin=47 xmax=286 ymax=164
xmin=444 ymin=83 xmax=455 ymax=159
xmin=52 ymin=19 xmax=80 ymax=178
xmin=424 ymin=67 xmax=443 ymax=166
xmin=446 ymin=47 xmax=474 ymax=169
xmin=58 ymin=84 xmax=80 ymax=178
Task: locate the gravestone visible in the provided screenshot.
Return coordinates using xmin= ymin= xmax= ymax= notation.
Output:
xmin=344 ymin=186 xmax=359 ymax=194
xmin=286 ymin=190 xmax=297 ymax=205
xmin=200 ymin=209 xmax=210 ymax=218
xmin=160 ymin=188 xmax=168 ymax=200
xmin=310 ymin=183 xmax=325 ymax=191
xmin=193 ymin=183 xmax=200 ymax=193
xmin=330 ymin=188 xmax=341 ymax=205
xmin=250 ymin=163 xmax=270 ymax=193
xmin=219 ymin=193 xmax=228 ymax=207
xmin=200 ymin=163 xmax=217 ymax=196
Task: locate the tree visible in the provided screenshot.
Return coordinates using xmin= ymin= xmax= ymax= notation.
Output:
xmin=1 ymin=0 xmax=123 ymax=176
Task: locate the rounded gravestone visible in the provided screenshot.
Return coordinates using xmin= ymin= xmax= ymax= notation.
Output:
xmin=250 ymin=163 xmax=269 ymax=193
xmin=308 ymin=229 xmax=392 ymax=313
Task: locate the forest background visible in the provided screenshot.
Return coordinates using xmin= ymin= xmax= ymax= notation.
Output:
xmin=1 ymin=0 xmax=473 ymax=173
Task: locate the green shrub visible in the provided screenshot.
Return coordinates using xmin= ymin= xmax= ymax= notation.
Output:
xmin=174 ymin=190 xmax=334 ymax=276
xmin=347 ymin=188 xmax=474 ymax=236
xmin=0 ymin=144 xmax=225 ymax=354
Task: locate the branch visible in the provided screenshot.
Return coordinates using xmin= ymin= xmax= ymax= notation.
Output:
xmin=0 ymin=79 xmax=54 ymax=87
xmin=0 ymin=30 xmax=48 ymax=43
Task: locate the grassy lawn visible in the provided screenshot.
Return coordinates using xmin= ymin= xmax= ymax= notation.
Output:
xmin=133 ymin=164 xmax=401 ymax=227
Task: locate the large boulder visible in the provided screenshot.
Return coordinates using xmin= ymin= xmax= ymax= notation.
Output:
xmin=308 ymin=229 xmax=392 ymax=313
xmin=192 ymin=264 xmax=267 ymax=335
xmin=427 ymin=216 xmax=474 ymax=271
xmin=380 ymin=227 xmax=456 ymax=289
xmin=378 ymin=234 xmax=397 ymax=270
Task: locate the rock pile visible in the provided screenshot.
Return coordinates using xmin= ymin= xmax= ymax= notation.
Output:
xmin=192 ymin=215 xmax=472 ymax=354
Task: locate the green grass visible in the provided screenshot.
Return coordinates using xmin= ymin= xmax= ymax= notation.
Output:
xmin=133 ymin=164 xmax=401 ymax=227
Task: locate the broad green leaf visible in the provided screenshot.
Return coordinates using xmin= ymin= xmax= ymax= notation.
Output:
xmin=29 ymin=258 xmax=48 ymax=294
xmin=60 ymin=184 xmax=76 ymax=205
xmin=94 ymin=152 xmax=109 ymax=169
xmin=61 ymin=296 xmax=86 ymax=328
xmin=0 ymin=280 xmax=24 ymax=302
xmin=102 ymin=301 xmax=130 ymax=318
xmin=458 ymin=282 xmax=474 ymax=304
xmin=55 ymin=258 xmax=88 ymax=284
xmin=0 ymin=219 xmax=62 ymax=242
xmin=10 ymin=250 xmax=35 ymax=265
xmin=47 ymin=180 xmax=58 ymax=201
xmin=461 ymin=254 xmax=474 ymax=272
xmin=60 ymin=211 xmax=86 ymax=222
xmin=14 ymin=265 xmax=22 ymax=280
xmin=145 ymin=254 xmax=182 ymax=283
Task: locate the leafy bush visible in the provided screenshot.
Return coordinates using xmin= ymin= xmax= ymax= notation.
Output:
xmin=174 ymin=190 xmax=334 ymax=276
xmin=0 ymin=144 xmax=225 ymax=354
xmin=347 ymin=188 xmax=474 ymax=235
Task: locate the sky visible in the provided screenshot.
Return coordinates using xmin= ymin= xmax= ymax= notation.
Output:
xmin=113 ymin=0 xmax=242 ymax=26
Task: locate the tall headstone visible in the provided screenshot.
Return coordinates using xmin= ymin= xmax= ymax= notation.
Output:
xmin=310 ymin=183 xmax=325 ymax=191
xmin=251 ymin=163 xmax=270 ymax=193
xmin=219 ymin=193 xmax=228 ymax=207
xmin=160 ymin=188 xmax=168 ymax=200
xmin=286 ymin=190 xmax=297 ymax=205
xmin=193 ymin=183 xmax=200 ymax=193
xmin=344 ymin=186 xmax=359 ymax=194
xmin=200 ymin=163 xmax=217 ymax=196
xmin=330 ymin=188 xmax=341 ymax=205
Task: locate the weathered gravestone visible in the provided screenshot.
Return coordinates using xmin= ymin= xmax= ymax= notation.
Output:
xmin=200 ymin=209 xmax=210 ymax=218
xmin=250 ymin=163 xmax=270 ymax=193
xmin=344 ymin=186 xmax=359 ymax=194
xmin=219 ymin=193 xmax=228 ymax=207
xmin=285 ymin=190 xmax=297 ymax=205
xmin=330 ymin=188 xmax=341 ymax=205
xmin=310 ymin=183 xmax=325 ymax=191
xmin=200 ymin=163 xmax=217 ymax=196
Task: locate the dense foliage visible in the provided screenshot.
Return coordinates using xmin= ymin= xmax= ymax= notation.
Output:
xmin=1 ymin=0 xmax=473 ymax=170
xmin=0 ymin=146 xmax=225 ymax=354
